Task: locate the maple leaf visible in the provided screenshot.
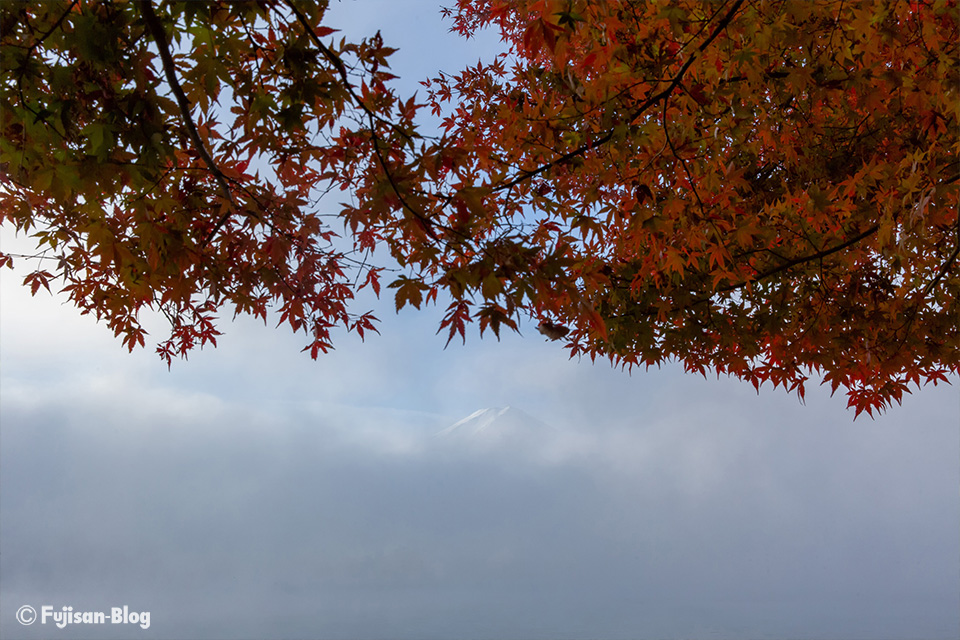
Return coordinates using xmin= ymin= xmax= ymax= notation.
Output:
xmin=2 ymin=0 xmax=957 ymax=418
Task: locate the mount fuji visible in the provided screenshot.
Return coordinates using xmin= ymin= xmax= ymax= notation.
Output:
xmin=434 ymin=406 xmax=558 ymax=452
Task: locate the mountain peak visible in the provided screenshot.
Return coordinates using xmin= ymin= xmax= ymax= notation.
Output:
xmin=435 ymin=406 xmax=555 ymax=450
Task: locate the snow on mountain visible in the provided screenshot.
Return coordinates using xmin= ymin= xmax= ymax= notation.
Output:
xmin=434 ymin=406 xmax=558 ymax=453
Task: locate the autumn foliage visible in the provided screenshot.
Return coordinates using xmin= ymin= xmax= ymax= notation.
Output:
xmin=2 ymin=0 xmax=957 ymax=416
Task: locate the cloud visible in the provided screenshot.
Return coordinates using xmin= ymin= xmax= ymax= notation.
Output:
xmin=2 ymin=368 xmax=957 ymax=639
xmin=3 ymin=241 xmax=958 ymax=640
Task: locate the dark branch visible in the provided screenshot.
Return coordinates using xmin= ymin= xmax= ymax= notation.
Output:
xmin=725 ymin=224 xmax=880 ymax=295
xmin=919 ymin=215 xmax=960 ymax=301
xmin=139 ymin=0 xmax=237 ymax=247
xmin=13 ymin=1 xmax=79 ymax=140
xmin=283 ymin=0 xmax=444 ymax=243
xmin=493 ymin=0 xmax=745 ymax=193
xmin=611 ymin=223 xmax=881 ymax=321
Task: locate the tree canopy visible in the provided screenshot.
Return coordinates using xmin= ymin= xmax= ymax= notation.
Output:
xmin=2 ymin=0 xmax=957 ymax=416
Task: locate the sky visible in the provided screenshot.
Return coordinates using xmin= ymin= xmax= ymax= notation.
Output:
xmin=1 ymin=2 xmax=958 ymax=639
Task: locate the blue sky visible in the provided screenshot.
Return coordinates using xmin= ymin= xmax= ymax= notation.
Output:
xmin=1 ymin=2 xmax=958 ymax=639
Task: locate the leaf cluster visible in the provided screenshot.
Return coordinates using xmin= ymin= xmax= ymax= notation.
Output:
xmin=3 ymin=0 xmax=957 ymax=416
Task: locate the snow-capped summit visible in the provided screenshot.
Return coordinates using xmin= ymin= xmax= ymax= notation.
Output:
xmin=435 ymin=406 xmax=556 ymax=451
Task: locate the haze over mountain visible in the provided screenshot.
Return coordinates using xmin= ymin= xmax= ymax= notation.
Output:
xmin=2 ymin=386 xmax=956 ymax=640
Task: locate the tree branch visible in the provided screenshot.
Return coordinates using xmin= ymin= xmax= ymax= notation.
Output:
xmin=283 ymin=0 xmax=444 ymax=243
xmin=139 ymin=0 xmax=236 ymax=247
xmin=611 ymin=223 xmax=881 ymax=321
xmin=14 ymin=1 xmax=79 ymax=140
xmin=493 ymin=0 xmax=745 ymax=193
xmin=724 ymin=224 xmax=880 ymax=295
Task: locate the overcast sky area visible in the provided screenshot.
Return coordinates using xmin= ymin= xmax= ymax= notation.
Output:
xmin=1 ymin=2 xmax=958 ymax=639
